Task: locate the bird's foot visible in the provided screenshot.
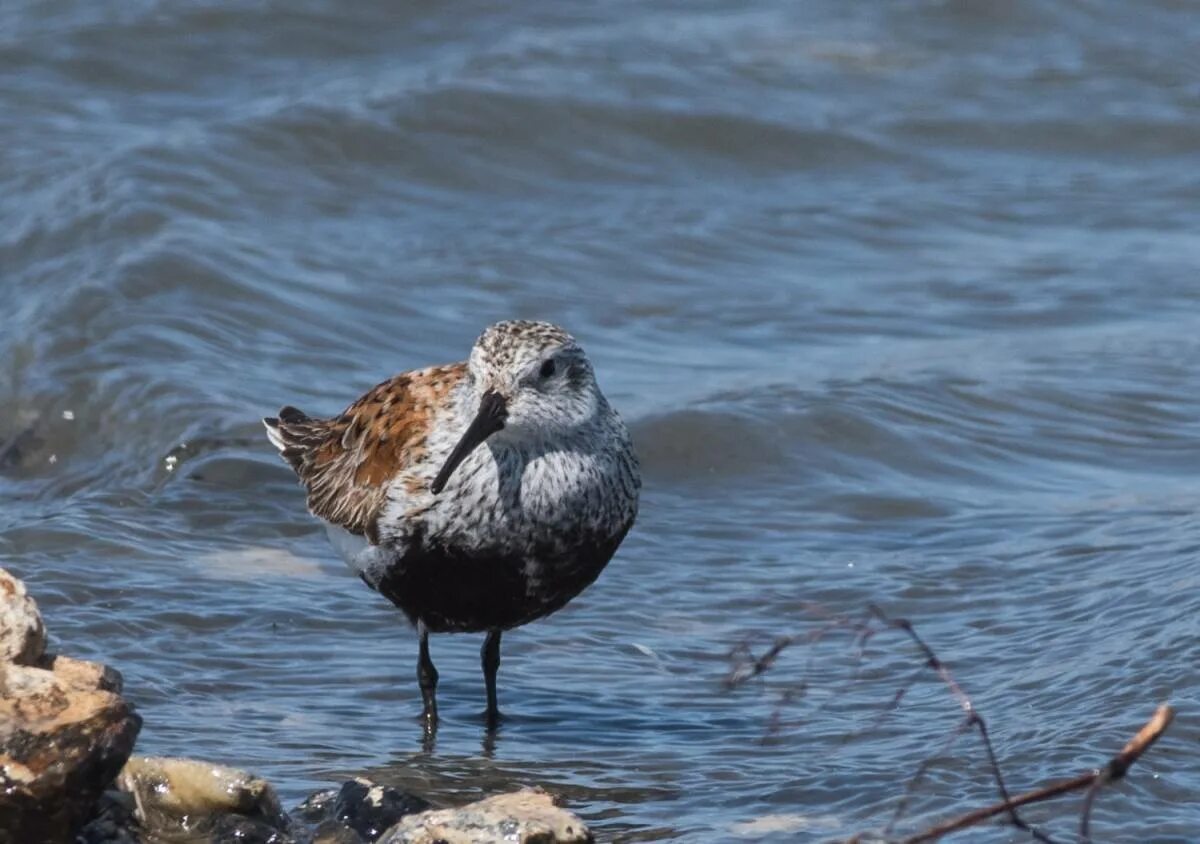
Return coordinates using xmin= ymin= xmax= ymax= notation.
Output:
xmin=481 ymin=708 xmax=504 ymax=730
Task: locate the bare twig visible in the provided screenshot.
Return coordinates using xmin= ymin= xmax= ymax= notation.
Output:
xmin=725 ymin=606 xmax=1176 ymax=843
xmin=896 ymin=704 xmax=1174 ymax=843
xmin=724 ymin=634 xmax=796 ymax=689
xmin=864 ymin=605 xmax=1056 ymax=843
xmin=1078 ymin=704 xmax=1174 ymax=843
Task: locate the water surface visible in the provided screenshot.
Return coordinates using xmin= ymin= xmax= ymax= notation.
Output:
xmin=3 ymin=1 xmax=1199 ymax=840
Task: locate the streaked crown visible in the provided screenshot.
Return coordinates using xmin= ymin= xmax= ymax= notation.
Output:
xmin=467 ymin=320 xmax=600 ymax=436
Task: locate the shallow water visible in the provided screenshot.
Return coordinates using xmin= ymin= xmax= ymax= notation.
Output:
xmin=3 ymin=1 xmax=1199 ymax=840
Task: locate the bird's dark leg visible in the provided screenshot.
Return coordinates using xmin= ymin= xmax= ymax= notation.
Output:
xmin=416 ymin=622 xmax=438 ymax=731
xmin=482 ymin=628 xmax=502 ymax=728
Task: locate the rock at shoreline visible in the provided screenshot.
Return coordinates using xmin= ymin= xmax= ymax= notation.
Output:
xmin=0 ymin=568 xmax=46 ymax=665
xmin=117 ymin=755 xmax=293 ymax=839
xmin=296 ymin=778 xmax=430 ymax=843
xmin=0 ymin=661 xmax=142 ymax=844
xmin=377 ymin=787 xmax=592 ymax=844
xmin=39 ymin=653 xmax=124 ymax=694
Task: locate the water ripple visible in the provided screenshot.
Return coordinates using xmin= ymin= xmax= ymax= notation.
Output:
xmin=3 ymin=1 xmax=1199 ymax=840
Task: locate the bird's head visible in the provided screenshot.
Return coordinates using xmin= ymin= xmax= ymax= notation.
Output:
xmin=431 ymin=320 xmax=601 ymax=494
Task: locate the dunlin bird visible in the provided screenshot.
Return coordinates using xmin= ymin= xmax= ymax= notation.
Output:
xmin=264 ymin=321 xmax=639 ymax=729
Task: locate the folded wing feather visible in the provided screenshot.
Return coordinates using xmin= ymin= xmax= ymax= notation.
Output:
xmin=262 ymin=362 xmax=467 ymax=543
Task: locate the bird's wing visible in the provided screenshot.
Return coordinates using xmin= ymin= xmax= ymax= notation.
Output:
xmin=263 ymin=362 xmax=466 ymax=543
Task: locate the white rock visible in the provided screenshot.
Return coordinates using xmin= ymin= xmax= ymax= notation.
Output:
xmin=378 ymin=787 xmax=591 ymax=844
xmin=0 ymin=568 xmax=46 ymax=666
xmin=117 ymin=756 xmax=289 ymax=834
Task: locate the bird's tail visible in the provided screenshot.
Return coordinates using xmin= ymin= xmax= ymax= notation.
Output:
xmin=263 ymin=406 xmax=328 ymax=474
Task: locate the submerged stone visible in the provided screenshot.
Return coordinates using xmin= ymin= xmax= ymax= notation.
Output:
xmin=311 ymin=824 xmax=366 ymax=844
xmin=376 ymin=787 xmax=592 ymax=844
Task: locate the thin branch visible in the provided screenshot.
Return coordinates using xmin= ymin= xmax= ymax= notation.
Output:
xmin=865 ymin=605 xmax=1056 ymax=843
xmin=1078 ymin=704 xmax=1175 ymax=844
xmin=893 ymin=704 xmax=1173 ymax=843
xmin=885 ymin=713 xmax=974 ymax=834
xmin=725 ymin=607 xmax=1176 ymax=844
xmin=724 ymin=634 xmax=796 ymax=689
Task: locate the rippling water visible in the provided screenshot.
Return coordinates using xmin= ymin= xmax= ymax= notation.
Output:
xmin=3 ymin=1 xmax=1199 ymax=841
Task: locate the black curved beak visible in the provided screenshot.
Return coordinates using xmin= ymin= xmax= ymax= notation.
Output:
xmin=430 ymin=390 xmax=508 ymax=495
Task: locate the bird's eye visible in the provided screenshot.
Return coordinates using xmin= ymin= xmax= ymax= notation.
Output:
xmin=539 ymin=359 xmax=557 ymax=379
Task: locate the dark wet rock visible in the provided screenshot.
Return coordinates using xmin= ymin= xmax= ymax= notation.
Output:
xmin=116 ymin=756 xmax=294 ymax=841
xmin=0 ymin=567 xmax=46 ymax=665
xmin=0 ymin=661 xmax=142 ymax=844
xmin=208 ymin=813 xmax=297 ymax=844
xmin=294 ymin=787 xmax=339 ymax=823
xmin=76 ymin=790 xmax=141 ymax=844
xmin=296 ymin=789 xmax=364 ymax=843
xmin=376 ymin=787 xmax=592 ymax=844
xmin=295 ymin=778 xmax=430 ymax=843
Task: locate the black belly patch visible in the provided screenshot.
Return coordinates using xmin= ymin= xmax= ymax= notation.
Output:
xmin=375 ymin=526 xmax=630 ymax=633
